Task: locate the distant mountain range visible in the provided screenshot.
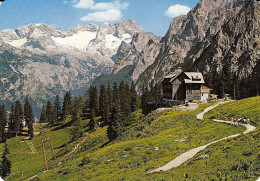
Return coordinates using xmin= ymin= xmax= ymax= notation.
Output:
xmin=0 ymin=19 xmax=144 ymax=115
xmin=0 ymin=0 xmax=259 ymax=115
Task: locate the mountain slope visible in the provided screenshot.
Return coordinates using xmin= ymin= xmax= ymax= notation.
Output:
xmin=135 ymin=0 xmax=250 ymax=92
xmin=190 ymin=0 xmax=260 ymax=98
xmin=0 ymin=20 xmax=143 ymax=113
xmin=3 ymin=96 xmax=259 ymax=180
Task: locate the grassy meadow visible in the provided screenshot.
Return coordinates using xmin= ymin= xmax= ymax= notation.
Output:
xmin=1 ymin=97 xmax=259 ymax=180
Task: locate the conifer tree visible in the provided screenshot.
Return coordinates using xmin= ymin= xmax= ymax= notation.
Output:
xmin=88 ymin=86 xmax=99 ymax=115
xmin=24 ymin=97 xmax=30 ymax=127
xmin=14 ymin=100 xmax=23 ymax=136
xmin=24 ymin=98 xmax=34 ymax=139
xmin=83 ymin=99 xmax=90 ymax=119
xmin=62 ymin=91 xmax=72 ymax=121
xmin=112 ymin=82 xmax=119 ymax=103
xmin=71 ymin=97 xmax=82 ymax=123
xmin=107 ymin=84 xmax=112 ymax=113
xmin=54 ymin=95 xmax=61 ymax=123
xmin=119 ymin=81 xmax=131 ymax=119
xmin=0 ymin=105 xmax=7 ymax=142
xmin=78 ymin=96 xmax=85 ymax=114
xmin=130 ymin=81 xmax=140 ymax=112
xmin=0 ymin=143 xmax=11 ymax=178
xmin=153 ymin=83 xmax=162 ymax=102
xmin=46 ymin=101 xmax=54 ymax=125
xmin=141 ymin=87 xmax=149 ymax=115
xmin=8 ymin=104 xmax=15 ymax=137
xmin=99 ymin=85 xmax=109 ymax=125
xmin=107 ymin=98 xmax=121 ymax=141
xmin=107 ymin=82 xmax=123 ymax=141
xmin=39 ymin=104 xmax=47 ymax=123
xmin=89 ymin=109 xmax=96 ymax=131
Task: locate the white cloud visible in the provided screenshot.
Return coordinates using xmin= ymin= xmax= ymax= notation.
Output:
xmin=73 ymin=0 xmax=128 ymax=22
xmin=0 ymin=2 xmax=2 ymax=6
xmin=73 ymin=0 xmax=95 ymax=9
xmin=91 ymin=1 xmax=129 ymax=10
xmin=80 ymin=9 xmax=122 ymax=22
xmin=165 ymin=4 xmax=191 ymax=18
xmin=63 ymin=1 xmax=68 ymax=4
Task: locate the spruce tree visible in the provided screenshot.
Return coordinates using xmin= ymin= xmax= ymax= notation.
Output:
xmin=107 ymin=98 xmax=121 ymax=141
xmin=88 ymin=86 xmax=99 ymax=115
xmin=71 ymin=97 xmax=82 ymax=123
xmin=24 ymin=97 xmax=30 ymax=127
xmin=8 ymin=104 xmax=15 ymax=137
xmin=39 ymin=104 xmax=47 ymax=123
xmin=46 ymin=101 xmax=54 ymax=125
xmin=61 ymin=91 xmax=72 ymax=121
xmin=89 ymin=109 xmax=96 ymax=131
xmin=0 ymin=143 xmax=11 ymax=178
xmin=119 ymin=81 xmax=131 ymax=120
xmin=0 ymin=105 xmax=7 ymax=142
xmin=14 ymin=100 xmax=23 ymax=136
xmin=141 ymin=87 xmax=149 ymax=115
xmin=130 ymin=81 xmax=140 ymax=112
xmin=107 ymin=84 xmax=112 ymax=113
xmin=78 ymin=96 xmax=85 ymax=115
xmin=24 ymin=98 xmax=34 ymax=139
xmin=83 ymin=99 xmax=90 ymax=119
xmin=112 ymin=82 xmax=119 ymax=103
xmin=99 ymin=85 xmax=109 ymax=125
xmin=54 ymin=95 xmax=61 ymax=123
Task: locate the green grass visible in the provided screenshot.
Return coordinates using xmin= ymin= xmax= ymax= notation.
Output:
xmin=2 ymin=97 xmax=259 ymax=180
xmin=36 ymin=102 xmax=244 ymax=180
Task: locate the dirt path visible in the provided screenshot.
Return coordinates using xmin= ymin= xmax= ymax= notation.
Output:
xmin=59 ymin=137 xmax=87 ymax=165
xmin=149 ymin=102 xmax=256 ymax=173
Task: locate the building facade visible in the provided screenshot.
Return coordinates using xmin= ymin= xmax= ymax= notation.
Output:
xmin=162 ymin=71 xmax=207 ymax=103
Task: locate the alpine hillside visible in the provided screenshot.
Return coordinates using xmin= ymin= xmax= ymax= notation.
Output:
xmin=0 ymin=19 xmax=143 ymax=114
xmin=93 ymin=0 xmax=259 ymax=98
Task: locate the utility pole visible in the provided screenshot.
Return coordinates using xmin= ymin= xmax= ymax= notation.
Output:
xmin=41 ymin=138 xmax=48 ymax=171
xmin=234 ymin=84 xmax=236 ymax=100
xmin=41 ymin=137 xmax=58 ymax=171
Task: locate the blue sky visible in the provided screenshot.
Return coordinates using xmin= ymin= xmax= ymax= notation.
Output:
xmin=0 ymin=0 xmax=199 ymax=36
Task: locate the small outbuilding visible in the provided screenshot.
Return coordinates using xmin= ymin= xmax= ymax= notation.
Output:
xmin=201 ymin=85 xmax=212 ymax=101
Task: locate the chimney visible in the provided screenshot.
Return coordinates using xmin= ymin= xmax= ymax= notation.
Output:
xmin=177 ymin=67 xmax=182 ymax=73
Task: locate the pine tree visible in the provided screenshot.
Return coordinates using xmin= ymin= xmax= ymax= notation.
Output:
xmin=14 ymin=100 xmax=23 ymax=136
xmin=89 ymin=109 xmax=96 ymax=131
xmin=107 ymin=84 xmax=112 ymax=113
xmin=153 ymin=83 xmax=161 ymax=102
xmin=24 ymin=97 xmax=30 ymax=127
xmin=46 ymin=101 xmax=54 ymax=125
xmin=119 ymin=81 xmax=131 ymax=119
xmin=141 ymin=87 xmax=149 ymax=115
xmin=78 ymin=96 xmax=85 ymax=115
xmin=112 ymin=82 xmax=119 ymax=103
xmin=71 ymin=97 xmax=82 ymax=123
xmin=0 ymin=143 xmax=11 ymax=178
xmin=8 ymin=104 xmax=15 ymax=137
xmin=24 ymin=98 xmax=34 ymax=139
xmin=107 ymin=98 xmax=121 ymax=142
xmin=99 ymin=85 xmax=109 ymax=125
xmin=53 ymin=95 xmax=61 ymax=123
xmin=88 ymin=86 xmax=99 ymax=115
xmin=83 ymin=99 xmax=90 ymax=119
xmin=39 ymin=104 xmax=47 ymax=123
xmin=0 ymin=105 xmax=7 ymax=143
xmin=61 ymin=91 xmax=72 ymax=121
xmin=130 ymin=81 xmax=140 ymax=112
